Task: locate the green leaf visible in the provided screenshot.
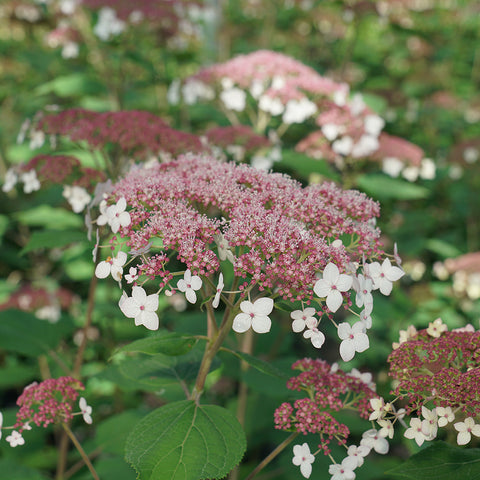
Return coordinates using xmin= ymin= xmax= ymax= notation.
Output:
xmin=20 ymin=229 xmax=87 ymax=255
xmin=356 ymin=174 xmax=431 ymax=200
xmin=425 ymin=238 xmax=463 ymax=259
xmin=35 ymin=73 xmax=105 ymax=98
xmin=0 ymin=459 xmax=49 ymax=480
xmin=114 ymin=331 xmax=198 ymax=357
xmin=387 ymin=441 xmax=480 ymax=479
xmin=14 ymin=206 xmax=83 ymax=229
xmin=0 ymin=309 xmax=67 ymax=357
xmin=279 ymin=149 xmax=340 ymax=181
xmin=96 ymin=411 xmax=144 ymax=455
xmin=125 ymin=400 xmax=246 ymax=480
xmin=221 ymin=349 xmax=288 ymax=380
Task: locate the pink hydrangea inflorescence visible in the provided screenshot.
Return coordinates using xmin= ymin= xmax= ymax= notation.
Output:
xmin=388 ymin=325 xmax=480 ymax=416
xmin=275 ymin=358 xmax=378 ymax=455
xmin=109 ymin=153 xmax=382 ymax=302
xmin=14 ymin=377 xmax=84 ymax=431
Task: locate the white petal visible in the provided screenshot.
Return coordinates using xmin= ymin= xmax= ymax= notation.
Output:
xmin=385 ymin=265 xmax=404 ymax=282
xmin=253 ymin=297 xmax=274 ymax=315
xmin=131 ymin=286 xmax=147 ymax=305
xmin=115 ymin=251 xmax=128 ymax=266
xmin=177 ymin=279 xmax=187 ymax=292
xmin=190 ymin=276 xmax=203 ymax=290
xmin=326 ymin=289 xmax=343 ymax=312
xmin=239 ymin=300 xmax=254 ymax=315
xmin=138 ymin=311 xmax=159 ymax=330
xmin=184 ymin=269 xmax=192 ymax=282
xmin=354 ymin=333 xmax=369 ymax=352
xmin=323 ymin=263 xmax=339 ymax=283
xmin=232 ymin=313 xmax=251 ymax=333
xmin=111 ymin=265 xmax=123 ymax=281
xmin=300 ymin=462 xmax=312 ymax=479
xmin=310 ymin=331 xmax=325 ymax=349
xmin=185 ymin=289 xmax=197 ymax=304
xmin=336 ymin=274 xmax=353 ymax=292
xmin=457 ymin=431 xmax=471 ymax=445
xmin=144 ymin=294 xmax=159 ymax=311
xmin=252 ymin=315 xmax=271 ymax=334
xmin=118 ymin=211 xmax=131 ymax=228
xmin=379 ymin=280 xmax=393 ymax=296
xmin=340 ymin=339 xmax=355 ymax=362
xmin=337 ymin=322 xmax=351 ymax=340
xmin=95 ymin=261 xmax=111 ymax=278
xmin=313 ymin=279 xmax=330 ymax=298
xmin=120 ymin=297 xmax=140 ymax=318
xmin=292 ymin=318 xmax=305 ymax=332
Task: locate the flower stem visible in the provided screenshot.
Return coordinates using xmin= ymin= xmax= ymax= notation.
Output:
xmin=244 ymin=432 xmax=299 ymax=480
xmin=62 ymin=423 xmax=99 ymax=480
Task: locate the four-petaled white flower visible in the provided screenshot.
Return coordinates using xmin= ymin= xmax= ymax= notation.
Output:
xmin=436 ymin=406 xmax=454 ymax=427
xmin=177 ymin=269 xmax=202 ymax=304
xmin=2 ymin=168 xmax=18 ymax=192
xmin=421 ymin=406 xmax=438 ymax=440
xmin=6 ymin=430 xmax=25 ymax=447
xmin=97 ymin=197 xmax=131 ymax=233
xmin=119 ymin=286 xmax=159 ymax=330
xmin=366 ymin=258 xmax=404 ymax=296
xmin=292 ymin=443 xmax=315 ymax=479
xmin=337 ymin=321 xmax=369 ymax=362
xmin=377 ymin=419 xmax=394 ymax=439
xmin=314 ymin=263 xmax=353 ymax=313
xmin=291 ymin=308 xmax=317 ymax=332
xmin=303 ymin=327 xmax=325 ymax=349
xmin=353 ymin=274 xmax=373 ymax=314
xmin=426 ymin=318 xmax=447 ymax=338
xmin=62 ymin=185 xmax=91 ymax=213
xmin=328 ymin=456 xmax=357 ymax=480
xmin=212 ymin=273 xmax=224 ymax=309
xmin=79 ymin=397 xmax=93 ymax=424
xmin=369 ymin=398 xmax=386 ymax=421
xmin=125 ymin=267 xmax=138 ymax=284
xmin=454 ymin=417 xmax=480 ymax=446
xmin=214 ymin=233 xmax=235 ymax=263
xmin=95 ymin=251 xmax=127 ymax=282
xmin=404 ymin=418 xmax=429 ymax=446
xmin=232 ymin=298 xmax=274 ymax=334
xmin=360 ymin=429 xmax=389 ymax=454
xmin=346 ymin=445 xmax=370 ymax=468
xmin=21 ymin=170 xmax=41 ymax=193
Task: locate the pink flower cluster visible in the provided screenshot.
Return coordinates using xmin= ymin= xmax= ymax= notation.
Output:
xmin=388 ymin=327 xmax=480 ymax=416
xmin=274 ymin=358 xmax=377 ymax=455
xmin=14 ymin=377 xmax=84 ymax=431
xmin=37 ymin=109 xmax=205 ymax=159
xmin=109 ymin=154 xmax=382 ymax=301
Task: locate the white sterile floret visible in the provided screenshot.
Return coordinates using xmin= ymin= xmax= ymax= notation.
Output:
xmin=350 ymin=93 xmax=365 ymax=116
xmin=321 ymin=123 xmax=341 ymax=141
xmin=6 ymin=430 xmax=24 ymax=448
xmin=119 ymin=286 xmax=159 ymax=330
xmin=421 ymin=406 xmax=438 ymax=440
xmin=419 ymin=157 xmax=436 ymax=179
xmin=366 ymin=258 xmax=404 ymax=296
xmin=353 ymin=274 xmax=373 ymax=313
xmin=346 ymin=445 xmax=370 ymax=468
xmin=360 ymin=429 xmax=389 ymax=454
xmin=402 ymin=166 xmax=420 ymax=182
xmin=35 ymin=305 xmax=61 ymax=323
xmin=436 ymin=406 xmax=454 ymax=427
xmin=62 ymin=42 xmax=79 ymax=59
xmin=426 ymin=317 xmax=447 ymax=338
xmin=214 ymin=233 xmax=235 ymax=263
xmin=258 ymin=95 xmax=284 ymax=116
xmin=249 ymin=80 xmax=264 ymax=99
xmin=62 ymin=185 xmax=91 ymax=213
xmin=125 ymin=267 xmax=138 ymax=284
xmin=314 ymin=263 xmax=353 ymax=313
xmin=2 ymin=168 xmax=18 ymax=192
xmin=333 ymin=89 xmax=347 ymax=107
xmin=332 ymin=136 xmax=353 ymax=156
xmin=351 ymin=135 xmax=379 ymax=158
xmin=377 ymin=419 xmax=394 ymax=439
xmin=29 ymin=130 xmax=45 ymax=150
xmin=97 ymin=197 xmax=131 ymax=233
xmin=348 ymin=368 xmax=375 ymax=389
xmin=232 ymin=298 xmax=274 ymax=334
xmin=282 ymin=98 xmax=317 ymax=124
xmin=290 ymin=308 xmax=317 ymax=332
xmin=337 ymin=321 xmax=369 ymax=362
xmin=404 ymin=417 xmax=428 ymax=446
xmin=93 ymin=7 xmax=126 ymax=41
xmin=328 ymin=456 xmax=357 ymax=480
xmin=79 ymin=397 xmax=93 ymax=424
xmin=369 ymin=398 xmax=386 ymax=421
xmin=220 ymin=87 xmax=246 ymax=112
xmin=303 ymin=327 xmax=325 ymax=349
xmin=21 ymin=170 xmax=41 ymax=193
xmin=382 ymin=157 xmax=404 ymax=177
xmin=454 ymin=417 xmax=480 ymax=446
xmin=177 ymin=269 xmax=202 ymax=304
xmin=167 ymin=79 xmax=181 ymax=105
xmin=364 ymin=115 xmax=385 ymax=137
xmin=95 ymin=251 xmax=127 ymax=282
xmin=292 ymin=443 xmax=315 ymax=479
xmin=212 ymin=273 xmax=224 ymax=309
xmin=182 ymin=80 xmax=214 ymax=105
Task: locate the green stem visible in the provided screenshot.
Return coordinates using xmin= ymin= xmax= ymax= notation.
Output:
xmin=244 ymin=432 xmax=299 ymax=480
xmin=62 ymin=423 xmax=99 ymax=480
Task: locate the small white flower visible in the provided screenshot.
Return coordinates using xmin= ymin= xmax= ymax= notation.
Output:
xmin=382 ymin=157 xmax=404 ymax=177
xmin=6 ymin=430 xmax=25 ymax=447
xmin=351 ymin=134 xmax=379 ymax=158
xmin=282 ymin=97 xmax=317 ymax=124
xmin=404 ymin=418 xmax=429 ymax=446
xmin=350 ymin=93 xmax=365 ymax=116
xmin=2 ymin=168 xmax=18 ymax=192
xmin=93 ymin=7 xmax=126 ymax=41
xmin=313 ymin=263 xmax=353 ymax=313
xmin=364 ymin=114 xmax=385 ymax=137
xmin=292 ymin=443 xmax=315 ymax=479
xmin=20 ymin=170 xmax=40 ymax=193
xmin=35 ymin=305 xmax=61 ymax=323
xmin=346 ymin=445 xmax=370 ymax=468
xmin=212 ymin=273 xmax=224 ymax=309
xmin=422 ymin=406 xmax=438 ymax=440
xmin=214 ymin=233 xmax=235 ymax=263
xmin=366 ymin=258 xmax=404 ymax=296
xmin=353 ymin=274 xmax=373 ymax=312
xmin=359 ymin=309 xmax=372 ymax=329
xmin=177 ymin=269 xmax=202 ymax=304
xmin=62 ymin=185 xmax=91 ymax=213
xmin=220 ymin=87 xmax=246 ymax=112
xmin=369 ymin=398 xmax=386 ymax=421
xmin=125 ymin=267 xmax=138 ymax=284
xmin=348 ymin=368 xmax=375 ymax=389
xmin=258 ymin=95 xmax=284 ymax=116
xmin=321 ymin=123 xmax=341 ymax=141
xmin=454 ymin=417 xmax=480 ymax=446
xmin=232 ymin=298 xmax=273 ymax=334
xmin=79 ymin=397 xmax=92 ymax=424
xmin=332 ymin=136 xmax=353 ymax=156
xmin=119 ymin=286 xmax=159 ymax=330
xmin=328 ymin=456 xmax=357 ymax=480
xmin=338 ymin=321 xmax=369 ymax=362
xmin=303 ymin=327 xmax=325 ymax=349
xmin=360 ymin=429 xmax=389 ymax=454
xmin=426 ymin=318 xmax=447 ymax=338
xmin=402 ymin=166 xmax=420 ymax=182
xmin=95 ymin=251 xmax=127 ymax=282
xmin=393 ymin=243 xmax=402 ymax=266
xmin=290 ymin=308 xmax=317 ymax=332
xmin=377 ymin=419 xmax=394 ymax=439
xmin=419 ymin=157 xmax=436 ymax=180
xmin=436 ymin=406 xmax=454 ymax=427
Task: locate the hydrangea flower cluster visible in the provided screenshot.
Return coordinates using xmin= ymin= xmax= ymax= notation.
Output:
xmin=274 ymin=358 xmax=387 ymax=479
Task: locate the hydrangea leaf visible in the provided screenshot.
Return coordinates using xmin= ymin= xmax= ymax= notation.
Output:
xmin=20 ymin=230 xmax=87 ymax=255
xmin=221 ymin=349 xmax=289 ymax=380
xmin=356 ymin=174 xmax=430 ymax=200
xmin=113 ymin=331 xmax=198 ymax=357
xmin=125 ymin=400 xmax=246 ymax=480
xmin=387 ymin=441 xmax=480 ymax=479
